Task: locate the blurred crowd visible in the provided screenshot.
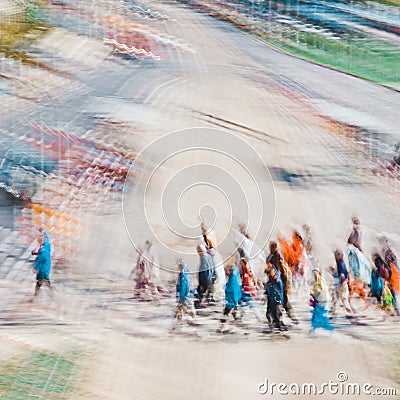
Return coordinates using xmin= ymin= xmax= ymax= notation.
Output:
xmin=130 ymin=217 xmax=399 ymax=335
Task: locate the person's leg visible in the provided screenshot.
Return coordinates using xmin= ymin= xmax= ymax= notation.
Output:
xmin=340 ymin=284 xmax=353 ymax=315
xmin=232 ymin=308 xmax=238 ymax=320
xmin=331 ymin=287 xmax=338 ymax=315
xmin=284 ymin=293 xmax=298 ymax=323
xmin=239 ymin=295 xmax=248 ymax=318
xmin=197 ymin=285 xmax=205 ymax=305
xmin=134 ymin=282 xmax=143 ymax=298
xmin=320 ymin=303 xmax=334 ymax=331
xmin=266 ymin=301 xmax=272 ymax=325
xmin=348 ymin=282 xmax=357 ymax=315
xmin=149 ymin=283 xmax=160 ymax=298
xmin=221 ymin=307 xmax=231 ymax=323
xmin=176 ymin=303 xmax=184 ymax=320
xmin=359 ymin=285 xmax=369 ymax=309
xmin=44 ymin=280 xmax=55 ymax=300
xmin=248 ymin=296 xmax=262 ymax=321
xmin=276 ymin=304 xmax=285 ymax=330
xmin=325 ymin=310 xmax=335 ymax=331
xmin=183 ymin=303 xmax=189 ymax=317
xmin=389 ymin=287 xmax=400 ymax=315
xmin=270 ymin=302 xmax=280 ymax=329
xmin=187 ymin=299 xmax=196 ymax=317
xmin=34 ymin=280 xmax=42 ymax=296
xmin=284 ymin=290 xmax=290 ymax=312
xmin=208 ymin=281 xmax=216 ymax=303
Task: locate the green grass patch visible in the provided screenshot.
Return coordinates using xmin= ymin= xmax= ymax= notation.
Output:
xmin=0 ymin=350 xmax=80 ymax=399
xmin=264 ymin=29 xmax=400 ymax=90
xmin=185 ymin=0 xmax=400 ymax=90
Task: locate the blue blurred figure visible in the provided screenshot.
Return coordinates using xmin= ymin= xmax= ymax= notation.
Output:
xmin=32 ymin=230 xmax=52 ymax=297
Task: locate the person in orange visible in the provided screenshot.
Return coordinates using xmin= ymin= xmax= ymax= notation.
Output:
xmin=279 ymin=231 xmax=305 ymax=276
xmin=382 ymin=237 xmax=400 ymax=315
xmin=348 ymin=275 xmax=368 ymax=307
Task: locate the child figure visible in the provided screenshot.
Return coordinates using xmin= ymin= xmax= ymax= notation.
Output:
xmin=310 ymin=269 xmax=334 ymax=335
xmin=382 ymin=281 xmax=394 ymax=313
xmin=175 ymin=261 xmax=195 ymax=321
xmin=221 ymin=264 xmax=242 ymax=325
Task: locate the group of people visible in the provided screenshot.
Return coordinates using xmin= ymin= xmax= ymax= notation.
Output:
xmin=169 ymin=217 xmax=400 ymax=334
xmin=331 ymin=217 xmax=399 ymax=317
xmin=30 ymin=216 xmax=399 ymax=336
xmin=173 ymin=231 xmax=298 ymax=332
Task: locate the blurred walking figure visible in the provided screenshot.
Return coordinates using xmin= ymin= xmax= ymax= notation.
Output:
xmin=381 ymin=237 xmax=400 ymax=315
xmin=201 ymin=222 xmax=224 ymax=301
xmin=366 ymin=251 xmax=390 ymax=313
xmin=371 ymin=253 xmax=384 ymax=306
xmin=31 ymin=232 xmax=52 ymax=297
xmin=238 ymin=223 xmax=251 ymax=240
xmin=302 ymin=224 xmax=319 ymax=272
xmin=175 ymin=261 xmax=195 ymax=321
xmin=310 ymin=269 xmax=334 ymax=335
xmin=382 ymin=281 xmax=395 ymax=312
xmin=331 ymin=250 xmax=353 ymax=316
xmin=201 ymin=221 xmax=216 ymax=250
xmin=347 ymin=217 xmax=363 ymax=251
xmin=266 ymin=241 xmax=296 ymax=323
xmin=265 ymin=263 xmax=284 ymax=331
xmin=233 ymin=228 xmax=266 ymax=280
xmin=239 ymin=258 xmax=262 ymax=321
xmin=347 ymin=246 xmax=371 ymax=309
xmin=279 ymin=231 xmax=304 ymax=275
xmin=302 ymin=224 xmax=313 ymax=255
xmin=347 ymin=218 xmax=371 ymax=304
xmin=130 ymin=241 xmax=161 ymax=300
xmin=279 ymin=231 xmax=311 ymax=292
xmin=328 ymin=265 xmax=340 ymax=313
xmin=221 ymin=263 xmax=242 ymax=325
xmin=196 ymin=244 xmax=214 ymax=307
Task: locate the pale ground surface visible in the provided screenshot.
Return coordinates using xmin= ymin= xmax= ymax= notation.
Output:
xmin=1 ymin=1 xmax=400 ymax=399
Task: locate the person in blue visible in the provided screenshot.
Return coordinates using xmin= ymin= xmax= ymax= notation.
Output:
xmin=310 ymin=269 xmax=334 ymax=335
xmin=333 ymin=250 xmax=353 ymax=316
xmin=371 ymin=252 xmax=384 ymax=305
xmin=221 ymin=263 xmax=242 ymax=323
xmin=32 ymin=231 xmax=52 ymax=296
xmin=175 ymin=261 xmax=195 ymax=320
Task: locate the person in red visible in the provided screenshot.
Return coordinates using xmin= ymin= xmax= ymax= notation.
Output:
xmin=239 ymin=258 xmax=262 ymax=321
xmin=240 ymin=258 xmax=256 ymax=295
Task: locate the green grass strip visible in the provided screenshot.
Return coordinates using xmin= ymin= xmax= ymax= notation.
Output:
xmin=0 ymin=351 xmax=79 ymax=399
xmin=270 ymin=30 xmax=400 ymax=90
